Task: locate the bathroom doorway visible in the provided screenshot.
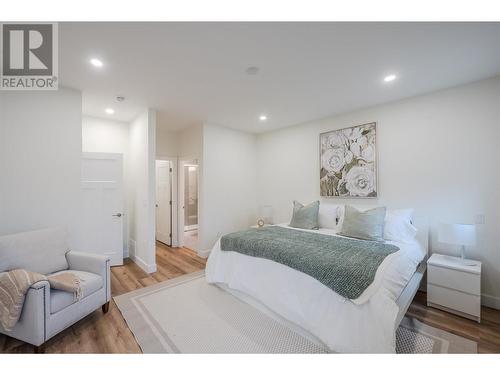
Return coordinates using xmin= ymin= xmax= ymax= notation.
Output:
xmin=179 ymin=159 xmax=199 ymax=251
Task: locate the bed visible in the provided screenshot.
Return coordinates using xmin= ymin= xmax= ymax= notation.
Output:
xmin=205 ymin=219 xmax=428 ymax=353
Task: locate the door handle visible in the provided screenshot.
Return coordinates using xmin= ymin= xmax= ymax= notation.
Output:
xmin=112 ymin=213 xmax=122 ymax=217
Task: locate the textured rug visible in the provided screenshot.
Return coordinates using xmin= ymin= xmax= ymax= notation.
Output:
xmin=114 ymin=271 xmax=477 ymax=354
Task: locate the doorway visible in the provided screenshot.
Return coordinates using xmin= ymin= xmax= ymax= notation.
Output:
xmin=179 ymin=159 xmax=199 ymax=251
xmin=155 ymin=160 xmax=173 ymax=246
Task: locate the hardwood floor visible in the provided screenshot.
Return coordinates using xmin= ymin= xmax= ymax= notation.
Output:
xmin=407 ymin=291 xmax=500 ymax=353
xmin=1 ymin=242 xmax=499 ymax=353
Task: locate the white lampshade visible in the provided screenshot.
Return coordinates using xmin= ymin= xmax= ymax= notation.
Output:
xmin=438 ymin=223 xmax=476 ymax=246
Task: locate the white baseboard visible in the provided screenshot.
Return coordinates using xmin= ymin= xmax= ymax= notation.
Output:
xmin=197 ymin=248 xmax=211 ymax=259
xmin=128 ymin=239 xmax=136 ymax=258
xmin=131 ymin=254 xmax=157 ymax=273
xmin=482 ymin=294 xmax=500 ymax=310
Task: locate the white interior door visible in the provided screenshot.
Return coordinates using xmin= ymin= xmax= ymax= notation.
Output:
xmin=156 ymin=160 xmax=172 ymax=246
xmin=81 ymin=152 xmax=124 ymax=266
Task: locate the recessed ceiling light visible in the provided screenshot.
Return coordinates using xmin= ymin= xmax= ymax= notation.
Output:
xmin=259 ymin=114 xmax=268 ymax=121
xmin=90 ymin=58 xmax=103 ymax=67
xmin=383 ymin=74 xmax=397 ymax=83
xmin=246 ymin=66 xmax=260 ymax=75
xmin=105 ymin=108 xmax=115 ymax=115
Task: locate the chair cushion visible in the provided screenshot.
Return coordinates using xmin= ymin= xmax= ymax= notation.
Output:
xmin=49 ymin=270 xmax=103 ymax=314
xmin=0 ymin=227 xmax=69 ymax=274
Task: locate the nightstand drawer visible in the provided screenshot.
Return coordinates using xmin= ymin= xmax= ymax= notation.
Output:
xmin=428 ymin=265 xmax=480 ymax=295
xmin=428 ymin=284 xmax=481 ymax=318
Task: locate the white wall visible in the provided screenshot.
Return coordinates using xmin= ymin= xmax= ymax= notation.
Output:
xmin=178 ymin=125 xmax=203 ymax=158
xmin=0 ymin=88 xmax=83 ymax=248
xmin=128 ymin=109 xmax=157 ymax=272
xmin=199 ymin=123 xmax=257 ymax=253
xmin=156 ymin=126 xmax=178 ymax=158
xmin=82 ymin=116 xmax=129 ymax=154
xmin=82 ymin=115 xmax=130 ymax=255
xmin=256 ymin=77 xmax=500 ymax=307
xmin=156 ymin=124 xmax=203 ymax=159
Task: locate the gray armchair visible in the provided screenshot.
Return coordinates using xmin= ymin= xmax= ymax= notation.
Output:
xmin=0 ymin=227 xmax=110 ymax=351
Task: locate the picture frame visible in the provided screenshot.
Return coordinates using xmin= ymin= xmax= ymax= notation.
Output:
xmin=319 ymin=122 xmax=378 ymax=198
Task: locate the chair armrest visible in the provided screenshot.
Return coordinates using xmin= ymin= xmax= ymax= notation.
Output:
xmin=0 ymin=280 xmax=50 ymax=346
xmin=30 ymin=279 xmax=50 ymax=291
xmin=66 ymin=251 xmax=109 ymax=275
xmin=66 ymin=251 xmax=111 ymax=302
xmin=28 ymin=280 xmax=51 ymax=323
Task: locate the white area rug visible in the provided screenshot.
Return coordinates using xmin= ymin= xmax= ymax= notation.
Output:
xmin=114 ymin=271 xmax=477 ymax=354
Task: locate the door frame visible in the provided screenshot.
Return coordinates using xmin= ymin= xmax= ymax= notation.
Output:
xmin=155 ymin=160 xmax=172 ymax=246
xmin=155 ymin=156 xmax=178 ymax=247
xmin=178 ymin=156 xmax=200 ymax=249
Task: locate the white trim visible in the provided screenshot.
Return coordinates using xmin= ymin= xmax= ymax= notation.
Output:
xmin=156 ymin=153 xmax=178 ymax=160
xmin=482 ymin=293 xmax=500 ymax=310
xmin=156 ymin=156 xmax=179 ymax=247
xmin=131 ymin=254 xmax=157 ymax=273
xmin=128 ymin=238 xmax=136 ymax=258
xmin=178 ymin=156 xmax=200 ymax=249
xmin=147 ymin=109 xmax=157 ymax=274
xmin=184 ymin=224 xmax=198 ymax=231
xmin=197 ymin=248 xmax=211 ymax=259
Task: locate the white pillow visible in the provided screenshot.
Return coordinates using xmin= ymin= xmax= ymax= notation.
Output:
xmin=386 ymin=208 xmax=414 ymax=223
xmin=318 ymin=204 xmax=341 ymax=230
xmin=336 ymin=205 xmax=345 ymax=229
xmin=384 ymin=209 xmax=418 ymax=243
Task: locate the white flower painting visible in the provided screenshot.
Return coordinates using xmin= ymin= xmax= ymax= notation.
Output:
xmin=320 ymin=122 xmax=377 ymax=197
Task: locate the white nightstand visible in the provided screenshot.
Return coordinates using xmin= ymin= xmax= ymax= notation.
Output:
xmin=427 ymin=253 xmax=481 ymax=322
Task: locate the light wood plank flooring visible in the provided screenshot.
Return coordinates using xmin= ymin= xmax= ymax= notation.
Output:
xmin=407 ymin=291 xmax=500 ymax=353
xmin=1 ymin=242 xmax=499 ymax=353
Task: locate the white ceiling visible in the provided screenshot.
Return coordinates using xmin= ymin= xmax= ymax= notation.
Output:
xmin=59 ymin=22 xmax=500 ymax=133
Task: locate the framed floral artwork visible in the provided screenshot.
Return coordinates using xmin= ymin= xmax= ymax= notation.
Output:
xmin=320 ymin=122 xmax=377 ymax=198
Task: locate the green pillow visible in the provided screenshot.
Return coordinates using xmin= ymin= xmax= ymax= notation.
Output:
xmin=339 ymin=205 xmax=386 ymax=241
xmin=289 ymin=200 xmax=320 ymax=230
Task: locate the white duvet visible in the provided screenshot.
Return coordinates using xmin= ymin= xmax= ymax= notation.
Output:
xmin=205 ymin=224 xmax=425 ymax=353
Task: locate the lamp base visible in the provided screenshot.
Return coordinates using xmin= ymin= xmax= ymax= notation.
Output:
xmin=456 ymin=246 xmax=478 ymax=267
xmin=441 ymin=254 xmax=479 ymax=267
xmin=457 ymin=259 xmax=479 ymax=267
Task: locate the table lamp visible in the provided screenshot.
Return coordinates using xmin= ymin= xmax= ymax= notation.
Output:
xmin=258 ymin=205 xmax=273 ymax=227
xmin=438 ymin=223 xmax=476 ymax=265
